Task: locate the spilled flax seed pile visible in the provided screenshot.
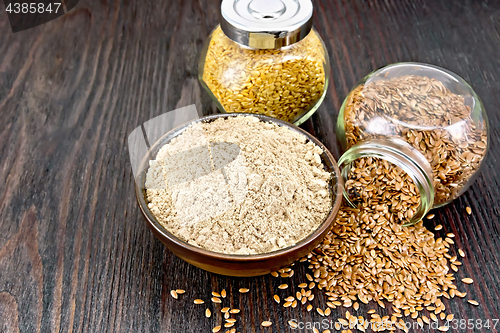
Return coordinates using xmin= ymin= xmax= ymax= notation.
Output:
xmin=145 ymin=115 xmax=332 ymax=255
xmin=267 ymin=160 xmax=476 ymax=332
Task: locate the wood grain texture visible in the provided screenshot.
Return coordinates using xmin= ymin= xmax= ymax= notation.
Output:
xmin=0 ymin=0 xmax=499 ymax=332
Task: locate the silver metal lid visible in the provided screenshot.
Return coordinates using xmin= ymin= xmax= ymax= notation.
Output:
xmin=220 ymin=0 xmax=313 ymax=49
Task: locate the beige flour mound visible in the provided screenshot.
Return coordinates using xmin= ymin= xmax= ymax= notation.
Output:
xmin=145 ymin=115 xmax=333 ymax=255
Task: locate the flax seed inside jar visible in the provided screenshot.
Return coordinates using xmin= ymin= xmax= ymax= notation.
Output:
xmin=198 ymin=0 xmax=330 ymax=125
xmin=336 ymin=62 xmax=489 ymax=225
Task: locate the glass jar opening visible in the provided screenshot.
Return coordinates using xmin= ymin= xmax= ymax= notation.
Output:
xmin=338 ymin=138 xmax=434 ymax=226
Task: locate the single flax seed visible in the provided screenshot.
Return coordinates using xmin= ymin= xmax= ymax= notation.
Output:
xmin=462 ymin=278 xmax=473 ymax=284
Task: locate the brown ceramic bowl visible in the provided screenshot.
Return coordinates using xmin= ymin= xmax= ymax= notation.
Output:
xmin=135 ymin=113 xmax=343 ymax=277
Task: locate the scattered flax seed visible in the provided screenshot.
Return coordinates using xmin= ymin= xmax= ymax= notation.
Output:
xmin=446 ymin=233 xmax=455 ymax=238
xmin=468 ymin=300 xmax=479 ymax=306
xmin=226 ymin=319 xmax=236 ymax=323
xmin=288 ymin=320 xmax=298 ymax=328
xmin=426 ymin=214 xmax=435 ymax=219
xmin=462 ymin=278 xmax=474 ymax=284
xmin=466 ymin=206 xmax=472 ymax=215
xmin=212 ymin=292 xmax=221 ymax=297
xmin=271 ymin=272 xmax=279 ymax=278
xmin=224 ymin=322 xmax=234 ymax=328
xmin=446 ymin=314 xmax=454 ymax=321
xmin=435 ymin=224 xmax=443 ymax=231
xmin=317 ymin=308 xmax=325 ymax=316
xmin=345 ymin=311 xmax=351 ymax=320
xmin=422 ymin=316 xmax=430 ymax=325
xmin=175 ymin=289 xmax=185 ymax=294
xmin=221 ymin=307 xmax=230 ymax=313
xmin=298 ymin=283 xmax=308 ymax=288
xmin=307 ymin=304 xmax=313 ymax=312
xmin=221 ymin=289 xmax=227 ymax=298
xmin=205 ymin=309 xmax=211 ymax=318
xmin=211 ymin=297 xmax=222 ymax=303
xmin=194 ymin=299 xmax=205 ymax=304
xmin=324 ymin=308 xmax=331 ymax=316
xmin=261 ymin=321 xmax=272 ymax=327
xmin=306 ymin=198 xmax=465 ymax=332
xmin=313 ymin=328 xmax=319 ymax=333
xmin=230 ymin=309 xmax=240 ymax=314
xmin=438 ymin=326 xmax=449 ymax=332
xmin=283 ymin=301 xmax=292 ymax=308
xmin=212 ymin=326 xmax=221 ymax=333
xmin=170 ymin=290 xmax=178 ymax=299
xmin=459 ymin=249 xmax=465 ymax=257
xmin=353 ymin=302 xmax=359 ymax=311
xmin=273 ymin=295 xmax=280 ymax=303
xmin=224 ymin=312 xmax=230 ymax=320
xmin=278 ymin=284 xmax=288 ymax=290
xmin=238 ymin=288 xmax=249 ymax=293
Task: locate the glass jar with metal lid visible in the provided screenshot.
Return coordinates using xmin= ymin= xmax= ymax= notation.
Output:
xmin=198 ymin=0 xmax=330 ymax=125
xmin=336 ymin=63 xmax=490 ymax=225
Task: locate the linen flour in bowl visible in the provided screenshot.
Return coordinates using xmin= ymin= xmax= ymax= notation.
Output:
xmin=144 ymin=114 xmax=335 ymax=255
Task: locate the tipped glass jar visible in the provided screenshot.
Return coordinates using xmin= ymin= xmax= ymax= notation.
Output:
xmin=198 ymin=0 xmax=330 ymax=125
xmin=337 ymin=63 xmax=489 ymax=225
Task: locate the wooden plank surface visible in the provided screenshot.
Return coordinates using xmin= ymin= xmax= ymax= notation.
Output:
xmin=0 ymin=0 xmax=499 ymax=332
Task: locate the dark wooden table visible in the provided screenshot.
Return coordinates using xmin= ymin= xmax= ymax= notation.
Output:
xmin=0 ymin=0 xmax=499 ymax=332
